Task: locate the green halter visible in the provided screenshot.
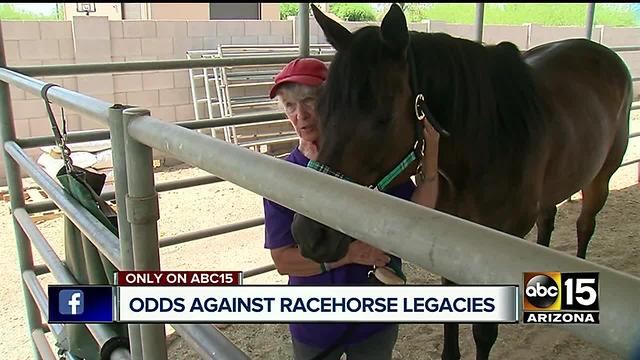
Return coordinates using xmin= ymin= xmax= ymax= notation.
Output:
xmin=307 ymin=140 xmax=420 ymax=192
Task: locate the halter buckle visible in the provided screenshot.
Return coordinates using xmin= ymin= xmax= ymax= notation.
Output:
xmin=415 ymin=94 xmax=426 ymax=121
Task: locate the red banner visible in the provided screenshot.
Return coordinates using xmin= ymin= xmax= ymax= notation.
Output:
xmin=117 ymin=271 xmax=242 ymax=286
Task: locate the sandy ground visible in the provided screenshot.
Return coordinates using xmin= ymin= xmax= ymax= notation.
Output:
xmin=0 ymin=113 xmax=638 ymax=359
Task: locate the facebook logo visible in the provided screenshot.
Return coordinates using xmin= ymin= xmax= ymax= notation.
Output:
xmin=59 ymin=290 xmax=84 ymax=315
xmin=49 ymin=285 xmax=112 ymax=323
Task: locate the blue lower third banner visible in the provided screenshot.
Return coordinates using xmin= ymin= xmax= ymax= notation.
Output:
xmin=48 ymin=285 xmax=114 ymax=323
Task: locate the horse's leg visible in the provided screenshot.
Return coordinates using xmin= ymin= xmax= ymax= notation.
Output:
xmin=577 ymin=130 xmax=627 ymax=258
xmin=576 ymin=177 xmax=610 ymax=259
xmin=441 ymin=277 xmax=460 ymax=360
xmin=535 ymin=205 xmax=557 ymax=247
xmin=472 ymin=323 xmax=498 ymax=360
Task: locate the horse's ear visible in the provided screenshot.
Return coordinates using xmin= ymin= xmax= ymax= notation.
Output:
xmin=311 ymin=4 xmax=352 ymax=52
xmin=381 ymin=3 xmax=409 ymax=56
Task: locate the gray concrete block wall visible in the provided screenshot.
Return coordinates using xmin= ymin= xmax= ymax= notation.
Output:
xmin=123 ymin=20 xmax=157 ymax=38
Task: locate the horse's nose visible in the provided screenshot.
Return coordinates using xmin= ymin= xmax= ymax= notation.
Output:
xmin=291 ymin=213 xmax=352 ymax=263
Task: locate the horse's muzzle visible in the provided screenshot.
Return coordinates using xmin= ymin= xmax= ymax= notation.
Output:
xmin=291 ymin=213 xmax=353 ymax=263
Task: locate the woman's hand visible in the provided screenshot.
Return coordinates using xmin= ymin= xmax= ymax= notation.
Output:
xmin=412 ymin=117 xmax=441 ymax=208
xmin=420 ymin=118 xmax=440 ymax=182
xmin=341 ymin=240 xmax=390 ymax=267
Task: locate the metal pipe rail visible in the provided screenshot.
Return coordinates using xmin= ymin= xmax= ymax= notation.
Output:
xmin=299 ymin=3 xmax=310 ymax=57
xmin=610 ymin=45 xmax=640 ymax=52
xmin=5 ymin=141 xmax=123 ymax=269
xmin=620 ymin=131 xmax=640 ymax=173
xmin=17 ymin=128 xmax=112 ymax=149
xmin=585 ymin=3 xmax=596 ymax=40
xmin=34 ymin=263 xmax=60 ymax=276
xmin=21 ymin=271 xmax=52 ymax=317
xmin=474 ymin=3 xmax=485 ymax=42
xmin=22 ymin=270 xmax=65 ymax=344
xmin=125 ymin=111 xmax=640 ymax=357
xmin=16 ymin=110 xmax=287 ymax=149
xmin=188 ymin=44 xmax=334 ymax=51
xmin=172 ymin=324 xmax=250 ymax=360
xmin=31 ymin=328 xmax=57 ymax=360
xmin=0 ymin=68 xmax=111 ymax=127
xmin=160 ymin=217 xmax=264 ymax=248
xmin=8 ymin=54 xmax=336 ymax=77
xmin=25 ymin=174 xmax=224 ymax=213
xmin=122 ymin=108 xmax=168 ymax=359
xmin=14 ymin=208 xmax=77 ymax=284
xmin=243 ymin=264 xmax=277 ymax=279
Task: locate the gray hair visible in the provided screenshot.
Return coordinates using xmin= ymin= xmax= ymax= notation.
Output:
xmin=276 ymin=82 xmax=320 ymax=104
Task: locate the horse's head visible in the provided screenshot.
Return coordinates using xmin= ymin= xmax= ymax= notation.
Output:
xmin=314 ymin=3 xmax=419 ymax=186
xmin=291 ymin=4 xmax=422 ymax=263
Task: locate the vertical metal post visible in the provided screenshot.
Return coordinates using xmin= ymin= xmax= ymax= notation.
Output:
xmin=108 ymin=105 xmax=143 ymax=360
xmin=202 ymin=67 xmax=215 ymax=137
xmin=474 ymin=3 xmax=485 ymax=43
xmin=186 ymin=53 xmax=202 ymax=124
xmin=585 ymin=3 xmax=596 ymax=40
xmin=299 ymin=3 xmax=310 ymax=57
xmin=0 ymin=22 xmax=43 ymax=360
xmin=122 ymin=108 xmax=167 ymax=360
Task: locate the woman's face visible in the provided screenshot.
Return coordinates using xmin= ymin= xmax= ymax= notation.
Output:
xmin=277 ymin=84 xmax=321 ymax=143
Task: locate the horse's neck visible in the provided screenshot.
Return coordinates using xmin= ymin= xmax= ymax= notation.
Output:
xmin=414 ymin=32 xmax=541 ymax=190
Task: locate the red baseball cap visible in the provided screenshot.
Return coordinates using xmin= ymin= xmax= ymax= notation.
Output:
xmin=269 ymin=58 xmax=328 ymax=99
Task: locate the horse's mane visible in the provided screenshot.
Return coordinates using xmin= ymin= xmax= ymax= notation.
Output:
xmin=410 ymin=32 xmax=545 ymax=186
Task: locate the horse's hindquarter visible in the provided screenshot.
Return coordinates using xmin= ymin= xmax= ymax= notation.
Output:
xmin=524 ymin=39 xmax=632 ymax=205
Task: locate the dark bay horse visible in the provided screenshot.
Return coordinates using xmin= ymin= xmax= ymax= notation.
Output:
xmin=290 ymin=3 xmax=633 ymax=360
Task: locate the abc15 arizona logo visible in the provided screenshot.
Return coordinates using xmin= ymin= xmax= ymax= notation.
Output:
xmin=522 ymin=272 xmax=599 ymax=324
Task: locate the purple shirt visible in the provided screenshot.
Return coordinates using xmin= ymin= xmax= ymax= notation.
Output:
xmin=263 ymin=147 xmax=416 ymax=348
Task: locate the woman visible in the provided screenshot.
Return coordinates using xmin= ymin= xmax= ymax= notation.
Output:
xmin=263 ymin=57 xmax=440 ymax=360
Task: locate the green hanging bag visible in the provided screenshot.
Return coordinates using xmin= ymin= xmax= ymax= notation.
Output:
xmin=41 ymin=84 xmax=129 ymax=359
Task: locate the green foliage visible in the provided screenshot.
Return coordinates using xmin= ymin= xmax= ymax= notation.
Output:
xmin=0 ymin=4 xmax=59 ymax=20
xmin=329 ymin=3 xmax=376 ymax=22
xmin=377 ymin=3 xmax=640 ymax=27
xmin=279 ymin=3 xmax=298 ymax=20
xmin=56 ymin=5 xmax=65 ymax=20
